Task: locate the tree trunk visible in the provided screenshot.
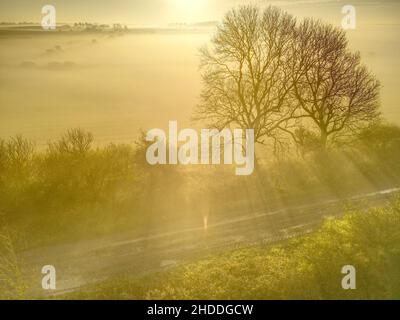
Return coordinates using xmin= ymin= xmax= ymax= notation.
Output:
xmin=320 ymin=128 xmax=328 ymax=150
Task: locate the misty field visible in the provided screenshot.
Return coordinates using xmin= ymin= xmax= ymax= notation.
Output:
xmin=0 ymin=25 xmax=400 ymax=146
xmin=57 ymin=200 xmax=400 ymax=300
xmin=0 ymin=123 xmax=400 ymax=299
xmin=1 ymin=3 xmax=400 ymax=301
xmin=0 ymin=30 xmax=209 ymax=146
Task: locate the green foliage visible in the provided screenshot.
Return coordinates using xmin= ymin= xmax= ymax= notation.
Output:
xmin=0 ymin=125 xmax=399 ymax=299
xmin=1 ymin=123 xmax=400 ymax=249
xmin=0 ymin=225 xmax=27 ymax=299
xmin=0 ymin=129 xmax=185 ymax=249
xmin=64 ymin=199 xmax=400 ymax=300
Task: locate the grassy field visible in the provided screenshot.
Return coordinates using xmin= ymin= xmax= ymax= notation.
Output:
xmin=1 ymin=0 xmax=400 ymax=302
xmin=0 ymin=123 xmax=399 ymax=300
xmin=59 ymin=198 xmax=400 ymax=300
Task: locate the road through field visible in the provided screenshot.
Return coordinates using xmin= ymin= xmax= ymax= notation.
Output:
xmin=22 ymin=187 xmax=400 ymax=297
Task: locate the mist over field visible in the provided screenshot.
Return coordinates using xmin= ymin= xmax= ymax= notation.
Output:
xmin=0 ymin=31 xmax=209 ymax=146
xmin=1 ymin=1 xmax=400 ymax=301
xmin=0 ymin=24 xmax=399 ymax=147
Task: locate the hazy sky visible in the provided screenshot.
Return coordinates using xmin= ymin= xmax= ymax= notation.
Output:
xmin=0 ymin=0 xmax=399 ymax=26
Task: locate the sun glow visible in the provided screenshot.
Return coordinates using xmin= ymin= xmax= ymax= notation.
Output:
xmin=170 ymin=0 xmax=209 ymax=22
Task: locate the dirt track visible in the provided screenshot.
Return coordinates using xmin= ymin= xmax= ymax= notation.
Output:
xmin=22 ymin=188 xmax=400 ymax=297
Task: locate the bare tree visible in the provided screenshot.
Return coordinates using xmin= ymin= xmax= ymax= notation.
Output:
xmin=291 ymin=19 xmax=381 ymax=149
xmin=196 ymin=6 xmax=381 ymax=154
xmin=49 ymin=128 xmax=93 ymax=155
xmin=4 ymin=135 xmax=35 ymax=168
xmin=194 ymin=6 xmax=297 ymax=149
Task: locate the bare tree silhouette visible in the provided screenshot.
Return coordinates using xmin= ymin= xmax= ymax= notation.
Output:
xmin=48 ymin=128 xmax=93 ymax=155
xmin=194 ymin=6 xmax=297 ymax=150
xmin=290 ymin=19 xmax=381 ymax=149
xmin=195 ymin=5 xmax=381 ymax=153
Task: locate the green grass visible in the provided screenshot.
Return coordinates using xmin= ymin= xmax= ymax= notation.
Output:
xmin=62 ymin=198 xmax=400 ymax=300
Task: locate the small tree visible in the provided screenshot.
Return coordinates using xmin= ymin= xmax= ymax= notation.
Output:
xmin=4 ymin=135 xmax=35 ymax=168
xmin=49 ymin=128 xmax=93 ymax=155
xmin=291 ymin=19 xmax=380 ymax=149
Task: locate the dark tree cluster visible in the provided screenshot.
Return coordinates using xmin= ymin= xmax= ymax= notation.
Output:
xmin=195 ymin=6 xmax=380 ymax=153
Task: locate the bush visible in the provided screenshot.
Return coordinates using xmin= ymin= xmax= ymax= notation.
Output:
xmin=0 ymin=130 xmax=188 ymax=249
xmin=1 ymin=124 xmax=399 ymax=250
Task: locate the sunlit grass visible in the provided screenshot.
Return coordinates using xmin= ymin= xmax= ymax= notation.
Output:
xmin=61 ymin=198 xmax=400 ymax=300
